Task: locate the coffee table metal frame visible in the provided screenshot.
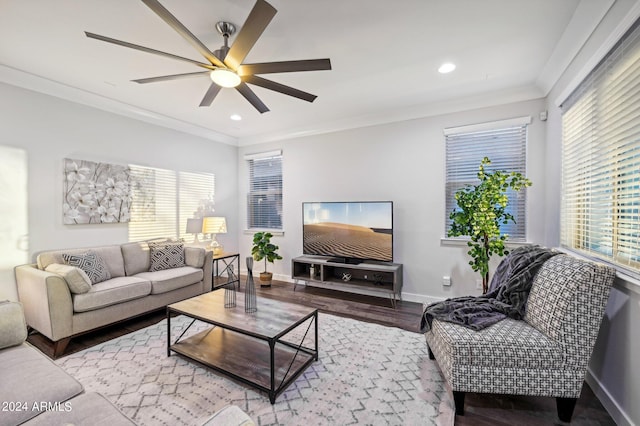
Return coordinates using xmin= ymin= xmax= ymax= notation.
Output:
xmin=166 ymin=291 xmax=318 ymax=404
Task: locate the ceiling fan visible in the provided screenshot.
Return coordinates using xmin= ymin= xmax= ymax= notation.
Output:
xmin=85 ymin=0 xmax=331 ymax=113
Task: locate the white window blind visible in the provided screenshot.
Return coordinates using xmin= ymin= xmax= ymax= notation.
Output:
xmin=445 ymin=118 xmax=529 ymax=241
xmin=246 ymin=150 xmax=283 ymax=230
xmin=128 ymin=165 xmax=215 ymax=242
xmin=561 ymin=18 xmax=640 ymax=276
xmin=178 ymin=171 xmax=215 ymax=240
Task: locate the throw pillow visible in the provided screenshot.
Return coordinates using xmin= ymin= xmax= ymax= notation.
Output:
xmin=149 ymin=241 xmax=185 ymax=271
xmin=62 ymin=250 xmax=111 ymax=284
xmin=45 ymin=263 xmax=92 ymax=294
xmin=0 ymin=301 xmax=28 ymax=350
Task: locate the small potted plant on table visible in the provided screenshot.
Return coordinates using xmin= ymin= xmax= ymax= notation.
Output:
xmin=251 ymin=232 xmax=283 ymax=287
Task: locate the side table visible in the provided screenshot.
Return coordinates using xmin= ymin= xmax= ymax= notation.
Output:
xmin=212 ymin=252 xmax=240 ymax=290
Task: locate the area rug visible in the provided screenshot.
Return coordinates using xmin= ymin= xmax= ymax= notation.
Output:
xmin=56 ymin=313 xmax=454 ymax=426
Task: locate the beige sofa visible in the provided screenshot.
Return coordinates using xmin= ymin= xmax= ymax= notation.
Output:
xmin=0 ymin=300 xmax=135 ymax=425
xmin=15 ymin=242 xmax=212 ymax=356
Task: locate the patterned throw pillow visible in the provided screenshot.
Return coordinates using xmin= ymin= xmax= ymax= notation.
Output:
xmin=149 ymin=241 xmax=185 ymax=271
xmin=62 ymin=250 xmax=111 ymax=284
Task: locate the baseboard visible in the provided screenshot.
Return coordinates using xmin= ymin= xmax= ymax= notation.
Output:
xmin=400 ymin=292 xmax=445 ymax=306
xmin=586 ymin=368 xmax=635 ymax=426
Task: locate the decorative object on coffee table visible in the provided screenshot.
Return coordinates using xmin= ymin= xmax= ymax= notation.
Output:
xmin=251 ymin=231 xmax=282 ymax=287
xmin=245 ymin=257 xmax=257 ymax=313
xmin=224 ymin=280 xmax=236 ymax=308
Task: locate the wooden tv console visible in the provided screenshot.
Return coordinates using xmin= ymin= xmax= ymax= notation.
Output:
xmin=291 ymin=255 xmax=403 ymax=308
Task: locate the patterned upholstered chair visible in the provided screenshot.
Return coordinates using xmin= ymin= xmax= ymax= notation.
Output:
xmin=425 ymin=254 xmax=615 ymax=422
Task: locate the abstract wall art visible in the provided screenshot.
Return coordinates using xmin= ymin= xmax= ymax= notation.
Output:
xmin=63 ymin=158 xmax=150 ymax=224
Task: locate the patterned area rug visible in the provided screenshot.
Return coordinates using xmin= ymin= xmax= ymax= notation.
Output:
xmin=56 ymin=313 xmax=454 ymax=426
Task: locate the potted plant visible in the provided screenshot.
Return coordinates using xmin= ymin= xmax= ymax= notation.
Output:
xmin=448 ymin=157 xmax=531 ymax=294
xmin=251 ymin=231 xmax=283 ymax=287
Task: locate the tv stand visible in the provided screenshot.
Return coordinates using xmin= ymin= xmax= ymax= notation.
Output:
xmin=291 ymin=256 xmax=403 ymax=308
xmin=327 ymin=257 xmax=362 ymax=265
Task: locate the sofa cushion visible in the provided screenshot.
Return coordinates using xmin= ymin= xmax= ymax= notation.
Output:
xmin=0 ymin=343 xmax=84 ymax=425
xmin=63 ymin=250 xmax=112 ymax=284
xmin=73 ymin=276 xmax=152 ymax=313
xmin=135 ymin=266 xmax=204 ymax=294
xmin=37 ymin=245 xmax=126 ymax=278
xmin=429 ymin=317 xmax=565 ymax=370
xmin=0 ymin=301 xmax=28 ymax=349
xmin=149 ymin=241 xmax=185 ymax=271
xmin=185 ymin=246 xmax=206 ymax=268
xmin=45 ymin=263 xmax=92 ymax=293
xmin=23 ymin=392 xmax=136 ymax=426
xmin=121 ymin=241 xmax=151 ymax=276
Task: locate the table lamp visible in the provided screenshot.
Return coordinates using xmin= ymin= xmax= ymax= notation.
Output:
xmin=185 ymin=218 xmax=203 ymax=243
xmin=202 ymin=216 xmax=227 ymax=254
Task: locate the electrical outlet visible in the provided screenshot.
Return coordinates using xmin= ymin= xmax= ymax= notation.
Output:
xmin=476 ymin=279 xmax=482 ymax=290
xmin=442 ymin=276 xmax=451 ymax=286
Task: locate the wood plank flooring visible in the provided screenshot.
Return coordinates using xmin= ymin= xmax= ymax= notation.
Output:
xmin=27 ymin=278 xmax=615 ymax=425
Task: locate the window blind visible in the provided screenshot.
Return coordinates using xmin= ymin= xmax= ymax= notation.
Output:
xmin=178 ymin=171 xmax=215 ymax=240
xmin=246 ymin=151 xmax=283 ymax=230
xmin=129 ymin=165 xmax=177 ymax=241
xmin=128 ymin=166 xmax=215 ymax=242
xmin=561 ymin=18 xmax=640 ymax=276
xmin=445 ymin=120 xmax=529 ymax=240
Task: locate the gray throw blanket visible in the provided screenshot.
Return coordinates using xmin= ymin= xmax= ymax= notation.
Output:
xmin=420 ymin=245 xmax=559 ymax=332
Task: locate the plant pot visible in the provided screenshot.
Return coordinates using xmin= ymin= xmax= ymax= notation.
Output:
xmin=259 ymin=272 xmax=272 ymax=287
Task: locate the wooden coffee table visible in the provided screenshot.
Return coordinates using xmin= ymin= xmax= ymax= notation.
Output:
xmin=166 ymin=290 xmax=318 ymax=404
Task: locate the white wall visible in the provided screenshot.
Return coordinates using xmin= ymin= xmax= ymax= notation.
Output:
xmin=544 ymin=0 xmax=640 ymax=424
xmin=0 ymin=82 xmax=239 ymax=301
xmin=238 ymin=98 xmax=548 ymax=304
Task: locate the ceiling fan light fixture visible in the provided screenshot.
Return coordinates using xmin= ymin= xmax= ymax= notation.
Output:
xmin=210 ymin=69 xmax=241 ymax=88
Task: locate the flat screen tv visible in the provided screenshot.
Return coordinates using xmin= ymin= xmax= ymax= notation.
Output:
xmin=302 ymin=201 xmax=393 ymax=263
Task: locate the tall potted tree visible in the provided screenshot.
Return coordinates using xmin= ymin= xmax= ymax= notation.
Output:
xmin=448 ymin=157 xmax=531 ymax=294
xmin=251 ymin=232 xmax=283 ymax=287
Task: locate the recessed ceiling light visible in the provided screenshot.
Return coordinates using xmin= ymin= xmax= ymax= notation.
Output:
xmin=230 ymin=114 xmax=242 ymax=121
xmin=438 ymin=63 xmax=456 ymax=74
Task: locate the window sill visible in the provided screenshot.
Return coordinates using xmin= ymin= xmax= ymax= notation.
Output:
xmin=556 ymin=247 xmax=640 ymax=295
xmin=244 ymin=229 xmax=285 ymax=237
xmin=440 ymin=237 xmax=532 ymax=248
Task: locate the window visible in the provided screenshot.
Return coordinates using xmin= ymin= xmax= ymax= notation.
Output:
xmin=246 ymin=150 xmax=283 ymax=231
xmin=128 ymin=165 xmax=215 ymax=241
xmin=445 ymin=117 xmax=530 ymax=241
xmin=561 ymin=19 xmax=640 ymax=276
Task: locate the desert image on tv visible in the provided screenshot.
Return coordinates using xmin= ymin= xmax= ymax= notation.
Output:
xmin=303 ymin=222 xmax=392 ymax=262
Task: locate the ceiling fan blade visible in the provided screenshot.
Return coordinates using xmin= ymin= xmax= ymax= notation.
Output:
xmin=85 ymin=32 xmax=214 ymax=70
xmin=140 ymin=0 xmax=226 ymax=68
xmin=238 ymin=59 xmax=332 ymax=76
xmin=244 ymin=75 xmax=317 ymax=102
xmin=236 ymin=82 xmax=269 ymax=113
xmin=199 ymin=83 xmax=223 ymax=107
xmin=224 ymin=0 xmax=277 ymax=70
xmin=133 ymin=71 xmax=209 ymax=84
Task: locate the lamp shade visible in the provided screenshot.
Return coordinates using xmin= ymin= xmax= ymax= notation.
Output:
xmin=186 ymin=218 xmax=203 ymax=234
xmin=202 ymin=217 xmax=227 ymax=234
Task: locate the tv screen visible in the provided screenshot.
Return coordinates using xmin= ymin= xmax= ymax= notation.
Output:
xmin=303 ymin=201 xmax=393 ymax=263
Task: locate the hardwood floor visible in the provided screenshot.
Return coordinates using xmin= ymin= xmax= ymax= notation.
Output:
xmin=27 ymin=278 xmax=615 ymax=425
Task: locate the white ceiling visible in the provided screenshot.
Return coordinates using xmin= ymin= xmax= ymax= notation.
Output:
xmin=0 ymin=0 xmax=613 ymax=145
